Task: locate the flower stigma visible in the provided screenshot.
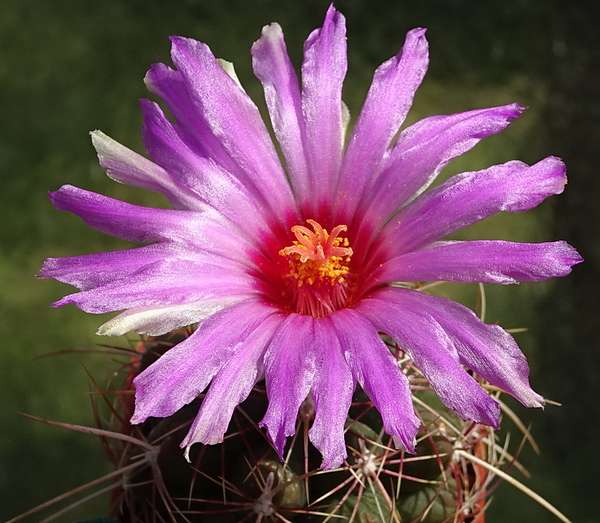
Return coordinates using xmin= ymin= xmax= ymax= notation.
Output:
xmin=279 ymin=219 xmax=353 ymax=318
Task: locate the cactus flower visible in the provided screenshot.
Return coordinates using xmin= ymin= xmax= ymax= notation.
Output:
xmin=40 ymin=5 xmax=581 ymax=469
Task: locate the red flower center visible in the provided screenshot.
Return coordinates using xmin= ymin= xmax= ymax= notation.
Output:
xmin=278 ymin=220 xmax=354 ymax=318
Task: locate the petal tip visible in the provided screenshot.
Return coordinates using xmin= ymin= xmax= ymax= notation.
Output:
xmin=322 ymin=3 xmax=346 ymax=33
xmin=405 ymin=26 xmax=429 ymax=44
xmin=183 ymin=444 xmax=193 ymax=463
xmin=259 ymin=420 xmax=287 ymax=461
xmin=514 ymin=102 xmax=527 ymax=114
xmin=129 ymin=405 xmax=146 ymax=425
xmin=320 ymin=453 xmax=346 ymax=471
xmin=392 ymin=434 xmax=417 ymax=455
xmin=259 ymin=21 xmax=283 ymax=40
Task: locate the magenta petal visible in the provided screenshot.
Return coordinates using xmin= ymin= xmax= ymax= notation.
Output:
xmin=330 ymin=309 xmax=419 ymax=452
xmin=358 ymin=103 xmax=524 ymax=232
xmin=144 ymin=62 xmax=232 ymax=166
xmin=337 ymin=28 xmax=429 ymax=219
xmin=260 ymin=314 xmax=316 ymax=458
xmin=370 ymin=287 xmax=544 ymax=408
xmin=54 ymin=258 xmax=255 ymax=313
xmin=371 ymin=240 xmax=583 ymax=286
xmin=181 ymin=312 xmax=284 ymax=452
xmin=370 ymin=156 xmax=568 ymax=263
xmin=356 ymin=296 xmax=501 ymax=427
xmin=169 ymin=36 xmax=296 ymax=219
xmin=131 ymin=300 xmax=281 ymax=424
xmin=251 ymin=23 xmax=310 ymax=203
xmin=140 ymin=99 xmax=267 ymax=230
xmin=309 ymin=316 xmax=354 ymax=469
xmin=300 ymin=5 xmax=347 ymax=212
xmin=50 ymin=185 xmax=206 ymax=244
xmin=38 ymin=243 xmax=187 ymax=291
xmin=49 ymin=185 xmax=257 ymax=261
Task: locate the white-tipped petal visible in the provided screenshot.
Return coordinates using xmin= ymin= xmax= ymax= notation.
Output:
xmin=97 ymin=299 xmax=240 ymax=336
xmin=217 ymin=58 xmax=246 ymax=92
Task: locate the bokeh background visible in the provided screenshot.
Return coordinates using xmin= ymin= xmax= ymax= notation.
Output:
xmin=1 ymin=0 xmax=598 ymax=521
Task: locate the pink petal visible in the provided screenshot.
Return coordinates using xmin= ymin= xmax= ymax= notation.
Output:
xmin=369 ymin=240 xmax=582 ymax=286
xmin=48 ymin=185 xmax=258 ymax=261
xmin=309 ymin=316 xmax=355 ymax=469
xmin=355 ymin=103 xmax=524 ymax=235
xmin=300 ymin=5 xmax=347 ymax=214
xmin=251 ymin=23 xmax=310 ymax=204
xmin=39 ymin=243 xmax=188 ymax=291
xmin=369 ymin=287 xmax=544 ymax=408
xmin=169 ymin=36 xmax=297 ymax=221
xmin=337 ymin=28 xmax=429 ymax=220
xmin=144 ymin=62 xmax=220 ymax=161
xmin=356 ymin=295 xmax=501 ymax=427
xmin=260 ymin=314 xmax=316 ymax=458
xmin=140 ymin=99 xmax=268 ymax=231
xmin=181 ymin=312 xmax=284 ymax=453
xmin=330 ymin=309 xmax=419 ymax=452
xmin=367 ymin=156 xmax=568 ymax=267
xmin=53 ymin=258 xmax=256 ymax=313
xmin=131 ymin=300 xmax=281 ymax=423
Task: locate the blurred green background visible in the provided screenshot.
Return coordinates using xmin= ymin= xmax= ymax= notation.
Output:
xmin=1 ymin=0 xmax=598 ymax=521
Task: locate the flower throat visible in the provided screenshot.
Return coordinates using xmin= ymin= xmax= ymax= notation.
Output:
xmin=279 ymin=219 xmax=353 ymax=318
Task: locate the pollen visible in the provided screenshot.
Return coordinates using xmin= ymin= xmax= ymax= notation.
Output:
xmin=279 ymin=220 xmax=353 ymax=317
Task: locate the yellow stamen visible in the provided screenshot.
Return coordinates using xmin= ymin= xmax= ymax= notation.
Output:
xmin=280 ymin=220 xmax=353 ymax=287
xmin=278 ymin=220 xmax=355 ymax=317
